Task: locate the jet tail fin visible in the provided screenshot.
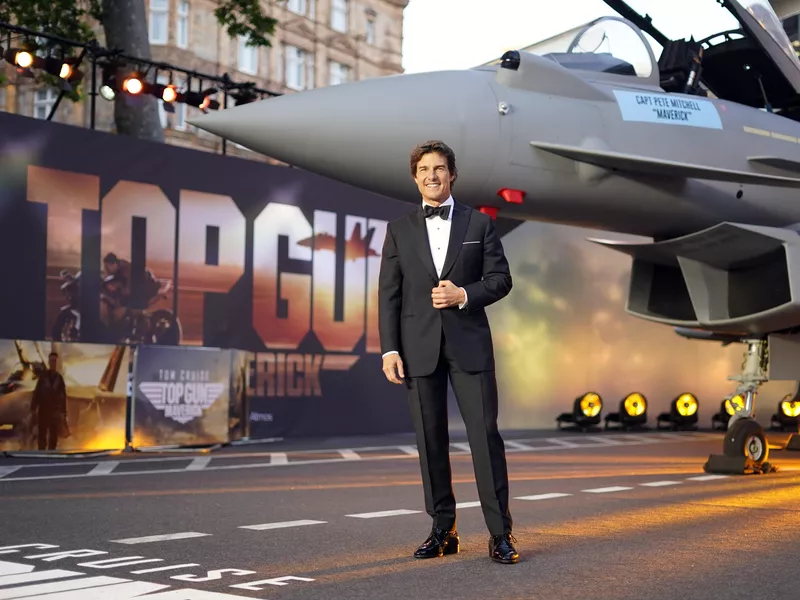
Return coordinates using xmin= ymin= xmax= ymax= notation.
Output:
xmin=531 ymin=141 xmax=800 ymax=187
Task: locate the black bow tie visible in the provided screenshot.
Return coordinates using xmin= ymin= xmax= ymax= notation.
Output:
xmin=423 ymin=204 xmax=450 ymax=220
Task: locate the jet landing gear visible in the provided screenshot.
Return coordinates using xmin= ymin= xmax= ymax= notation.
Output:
xmin=703 ymin=339 xmax=777 ymax=475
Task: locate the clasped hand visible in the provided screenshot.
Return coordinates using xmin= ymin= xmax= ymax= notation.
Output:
xmin=432 ymin=280 xmax=464 ymax=309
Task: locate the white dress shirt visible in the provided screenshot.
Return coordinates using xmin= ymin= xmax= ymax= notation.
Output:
xmin=382 ymin=196 xmax=467 ymax=359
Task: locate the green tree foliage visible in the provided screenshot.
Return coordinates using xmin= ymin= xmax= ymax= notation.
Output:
xmin=0 ymin=0 xmax=277 ymax=139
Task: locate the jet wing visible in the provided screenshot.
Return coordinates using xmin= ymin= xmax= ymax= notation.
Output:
xmin=531 ymin=141 xmax=800 ymax=188
xmin=748 ymin=156 xmax=800 ymax=175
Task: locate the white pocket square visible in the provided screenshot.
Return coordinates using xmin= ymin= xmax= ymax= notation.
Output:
xmin=462 ymin=241 xmax=480 ymax=245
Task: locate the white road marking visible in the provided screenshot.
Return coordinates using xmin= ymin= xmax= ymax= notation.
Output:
xmin=270 ymin=453 xmax=288 ymax=465
xmin=582 ymin=486 xmax=633 ymax=493
xmin=239 ymin=520 xmax=327 ymax=531
xmin=456 ymin=501 xmax=482 ymax=509
xmin=504 ymin=440 xmax=538 ymax=451
xmin=110 ymin=532 xmax=211 ymax=545
xmin=515 ymin=493 xmax=572 ymax=501
xmin=0 ymin=466 xmax=22 ymax=479
xmin=545 ymin=438 xmax=580 ymax=448
xmin=451 ymin=443 xmax=471 ymax=452
xmin=0 ymin=568 xmax=82 ymax=586
xmin=0 ymin=433 xmax=725 ymax=483
xmin=130 ymin=563 xmax=200 ymax=574
xmin=87 ymin=461 xmax=119 ymax=476
xmin=0 ymin=575 xmax=129 ymax=598
xmin=345 ymin=509 xmax=421 ymax=519
xmin=581 ymin=436 xmax=625 ymax=446
xmin=640 ymin=481 xmax=682 ymax=487
xmin=686 ymin=474 xmax=730 ymax=481
xmin=338 ymin=449 xmax=360 ymax=460
xmin=186 ymin=456 xmax=212 ymax=471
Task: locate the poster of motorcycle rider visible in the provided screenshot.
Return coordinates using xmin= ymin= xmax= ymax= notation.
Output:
xmin=40 ymin=172 xmax=181 ymax=347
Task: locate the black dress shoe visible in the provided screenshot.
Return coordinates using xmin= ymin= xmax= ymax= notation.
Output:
xmin=489 ymin=533 xmax=519 ymax=564
xmin=413 ymin=527 xmax=460 ymax=559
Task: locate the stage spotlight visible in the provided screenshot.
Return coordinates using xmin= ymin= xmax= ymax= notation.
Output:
xmin=232 ymin=88 xmax=259 ymax=106
xmin=657 ymin=393 xmax=699 ymax=431
xmin=99 ymin=66 xmax=118 ymax=101
xmin=556 ymin=391 xmax=602 ymax=431
xmin=770 ymin=396 xmax=800 ymax=432
xmin=711 ymin=394 xmax=745 ymax=430
xmin=185 ymin=89 xmax=221 ymax=112
xmin=725 ymin=394 xmax=745 ymax=416
xmin=122 ymin=72 xmax=145 ymax=95
xmin=3 ymin=47 xmax=35 ymax=69
xmin=604 ymin=392 xmax=648 ymax=430
xmin=161 ymin=85 xmax=178 ymax=103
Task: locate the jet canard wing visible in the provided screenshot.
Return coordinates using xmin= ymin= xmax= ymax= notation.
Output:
xmin=531 ymin=141 xmax=800 ymax=187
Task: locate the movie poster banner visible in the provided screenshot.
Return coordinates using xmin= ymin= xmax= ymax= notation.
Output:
xmin=131 ymin=345 xmax=232 ymax=448
xmin=0 ymin=339 xmax=130 ymax=452
xmin=0 ymin=111 xmax=413 ymax=440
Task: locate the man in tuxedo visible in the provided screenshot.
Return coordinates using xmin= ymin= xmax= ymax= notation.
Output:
xmin=378 ymin=140 xmax=518 ymax=564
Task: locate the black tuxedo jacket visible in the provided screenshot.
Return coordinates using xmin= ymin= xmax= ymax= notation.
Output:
xmin=378 ymin=201 xmax=512 ymax=377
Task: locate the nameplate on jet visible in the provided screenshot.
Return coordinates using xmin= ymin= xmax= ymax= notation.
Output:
xmin=613 ymin=90 xmax=722 ymax=129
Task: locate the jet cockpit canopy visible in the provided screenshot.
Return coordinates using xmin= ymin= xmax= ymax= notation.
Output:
xmin=518 ymin=16 xmax=659 ymax=85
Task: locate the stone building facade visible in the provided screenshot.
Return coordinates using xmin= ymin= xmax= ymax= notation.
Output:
xmin=1 ymin=0 xmax=408 ymax=161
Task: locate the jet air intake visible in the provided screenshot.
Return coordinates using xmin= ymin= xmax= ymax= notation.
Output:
xmin=589 ymin=223 xmax=800 ymax=334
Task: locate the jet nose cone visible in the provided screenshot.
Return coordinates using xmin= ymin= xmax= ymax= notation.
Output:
xmin=188 ymin=70 xmax=501 ymax=203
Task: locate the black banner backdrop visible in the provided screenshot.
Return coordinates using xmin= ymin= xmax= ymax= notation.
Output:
xmin=0 ymin=112 xmax=412 ymax=439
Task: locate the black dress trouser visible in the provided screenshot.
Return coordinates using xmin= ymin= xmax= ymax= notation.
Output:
xmin=405 ymin=330 xmax=512 ymax=536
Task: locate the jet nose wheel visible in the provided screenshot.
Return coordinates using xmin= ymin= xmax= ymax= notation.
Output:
xmin=723 ymin=417 xmax=769 ymax=464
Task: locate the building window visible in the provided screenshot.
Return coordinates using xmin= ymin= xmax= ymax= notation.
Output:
xmin=156 ymin=75 xmax=186 ymax=131
xmin=148 ymin=0 xmax=169 ymax=45
xmin=33 ymin=88 xmax=57 ymax=120
xmin=287 ymin=0 xmax=306 ymax=15
xmin=329 ymin=61 xmax=350 ymax=86
xmin=331 ymin=0 xmax=348 ymax=32
xmin=285 ymin=45 xmax=306 ymax=90
xmin=238 ymin=35 xmax=259 ymax=75
xmin=365 ymin=19 xmax=376 ymax=45
xmin=177 ymin=0 xmax=190 ymax=48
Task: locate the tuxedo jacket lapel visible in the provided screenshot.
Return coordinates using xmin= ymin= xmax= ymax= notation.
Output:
xmin=411 ymin=208 xmax=438 ymax=281
xmin=440 ymin=202 xmax=469 ymax=280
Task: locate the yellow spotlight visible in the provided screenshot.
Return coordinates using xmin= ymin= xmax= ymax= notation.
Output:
xmin=771 ymin=396 xmax=800 ymax=432
xmin=658 ymin=392 xmax=699 ymax=431
xmin=580 ymin=392 xmax=602 ymax=418
xmin=59 ymin=62 xmax=73 ymax=79
xmin=556 ymin=391 xmax=603 ymax=431
xmin=725 ymin=394 xmax=745 ymax=416
xmin=624 ymin=392 xmax=646 ymax=417
xmin=604 ymin=392 xmax=647 ymax=430
xmin=676 ymin=393 xmax=698 ymax=417
xmin=781 ymin=400 xmax=800 ymax=418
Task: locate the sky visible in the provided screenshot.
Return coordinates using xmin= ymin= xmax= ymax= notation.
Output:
xmin=401 ymin=0 xmax=746 ymax=74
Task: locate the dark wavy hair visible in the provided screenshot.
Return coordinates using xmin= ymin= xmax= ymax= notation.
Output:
xmin=409 ymin=140 xmax=458 ymax=188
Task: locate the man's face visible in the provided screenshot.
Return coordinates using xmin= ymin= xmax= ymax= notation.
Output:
xmin=413 ymin=152 xmax=453 ymax=205
xmin=48 ymin=355 xmax=57 ymax=371
xmin=105 ymin=261 xmax=118 ymax=275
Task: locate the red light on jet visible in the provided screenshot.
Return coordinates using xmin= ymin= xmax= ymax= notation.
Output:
xmin=479 ymin=206 xmax=498 ymax=220
xmin=497 ymin=188 xmax=525 ymax=204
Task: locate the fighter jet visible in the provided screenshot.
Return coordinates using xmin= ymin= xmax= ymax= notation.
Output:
xmin=190 ymin=0 xmax=800 ymax=471
xmin=296 ymin=222 xmax=380 ymax=261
